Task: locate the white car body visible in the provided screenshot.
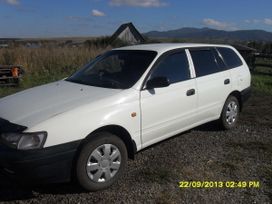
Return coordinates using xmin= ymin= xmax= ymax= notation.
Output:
xmin=0 ymin=43 xmax=251 ymax=187
xmin=0 ymin=43 xmax=251 ymax=150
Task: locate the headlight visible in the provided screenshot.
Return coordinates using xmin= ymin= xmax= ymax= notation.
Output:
xmin=0 ymin=132 xmax=47 ymax=150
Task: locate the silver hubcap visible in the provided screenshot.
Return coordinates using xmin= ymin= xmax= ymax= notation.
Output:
xmin=226 ymin=101 xmax=238 ymax=125
xmin=86 ymin=144 xmax=121 ymax=183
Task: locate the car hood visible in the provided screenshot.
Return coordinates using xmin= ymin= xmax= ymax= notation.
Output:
xmin=0 ymin=80 xmax=122 ymax=128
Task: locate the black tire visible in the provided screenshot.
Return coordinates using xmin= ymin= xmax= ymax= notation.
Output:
xmin=76 ymin=132 xmax=127 ymax=191
xmin=220 ymin=95 xmax=240 ymax=130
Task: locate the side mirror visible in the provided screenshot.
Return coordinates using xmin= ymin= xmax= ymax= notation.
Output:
xmin=145 ymin=77 xmax=170 ymax=89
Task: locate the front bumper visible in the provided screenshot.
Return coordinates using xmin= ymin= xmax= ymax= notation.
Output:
xmin=0 ymin=140 xmax=81 ymax=184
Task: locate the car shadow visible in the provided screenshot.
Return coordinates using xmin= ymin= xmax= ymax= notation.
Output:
xmin=135 ymin=120 xmax=224 ymax=156
xmin=193 ymin=120 xmax=223 ymax=132
xmin=0 ymin=175 xmax=84 ymax=202
xmin=0 ymin=176 xmax=33 ymax=201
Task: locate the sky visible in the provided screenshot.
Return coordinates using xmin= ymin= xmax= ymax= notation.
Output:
xmin=0 ymin=0 xmax=272 ymax=38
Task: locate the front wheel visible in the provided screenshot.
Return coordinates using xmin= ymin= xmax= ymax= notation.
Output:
xmin=220 ymin=96 xmax=240 ymax=130
xmin=76 ymin=132 xmax=127 ymax=191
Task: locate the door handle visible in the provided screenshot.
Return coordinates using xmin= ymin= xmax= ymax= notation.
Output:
xmin=186 ymin=89 xmax=195 ymax=96
xmin=224 ymin=79 xmax=230 ymax=85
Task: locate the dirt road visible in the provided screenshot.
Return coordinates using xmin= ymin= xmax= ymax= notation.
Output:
xmin=0 ymin=91 xmax=272 ymax=203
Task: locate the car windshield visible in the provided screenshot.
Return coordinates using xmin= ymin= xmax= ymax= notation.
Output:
xmin=66 ymin=50 xmax=157 ymax=89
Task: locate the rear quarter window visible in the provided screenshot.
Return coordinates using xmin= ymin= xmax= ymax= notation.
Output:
xmin=217 ymin=47 xmax=243 ymax=69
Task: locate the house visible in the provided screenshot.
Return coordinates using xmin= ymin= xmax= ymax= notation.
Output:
xmin=232 ymin=44 xmax=257 ymax=56
xmin=111 ymin=22 xmax=145 ymax=45
xmin=0 ymin=44 xmax=8 ymax=48
xmin=0 ymin=40 xmax=9 ymax=48
xmin=25 ymin=42 xmax=41 ymax=48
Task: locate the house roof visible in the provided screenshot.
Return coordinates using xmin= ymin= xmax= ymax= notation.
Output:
xmin=231 ymin=44 xmax=257 ymax=52
xmin=111 ymin=22 xmax=145 ymax=43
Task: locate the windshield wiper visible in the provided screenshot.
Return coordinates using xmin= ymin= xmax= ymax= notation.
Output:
xmin=66 ymin=78 xmax=86 ymax=85
xmin=99 ymin=80 xmax=123 ymax=89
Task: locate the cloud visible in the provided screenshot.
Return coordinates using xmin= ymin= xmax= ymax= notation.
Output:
xmin=91 ymin=9 xmax=105 ymax=17
xmin=109 ymin=0 xmax=167 ymax=7
xmin=264 ymin=18 xmax=272 ymax=25
xmin=244 ymin=19 xmax=251 ymax=24
xmin=203 ymin=18 xmax=237 ymax=30
xmin=245 ymin=18 xmax=272 ymax=26
xmin=2 ymin=0 xmax=19 ymax=6
xmin=2 ymin=0 xmax=37 ymax=12
xmin=245 ymin=19 xmax=261 ymax=24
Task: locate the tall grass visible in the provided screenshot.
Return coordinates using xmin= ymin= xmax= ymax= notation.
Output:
xmin=252 ymin=74 xmax=272 ymax=95
xmin=1 ymin=47 xmax=271 ymax=98
xmin=0 ymin=46 xmax=108 ymax=97
xmin=251 ymin=66 xmax=272 ymax=95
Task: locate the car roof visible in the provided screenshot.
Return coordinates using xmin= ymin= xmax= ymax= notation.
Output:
xmin=114 ymin=43 xmax=233 ymax=54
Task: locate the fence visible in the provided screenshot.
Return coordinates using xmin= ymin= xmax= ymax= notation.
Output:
xmin=253 ymin=54 xmax=272 ymax=70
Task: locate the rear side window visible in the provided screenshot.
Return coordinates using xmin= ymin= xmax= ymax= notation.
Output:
xmin=212 ymin=49 xmax=227 ymax=70
xmin=150 ymin=51 xmax=190 ymax=84
xmin=217 ymin=47 xmax=243 ymax=68
xmin=190 ymin=49 xmax=221 ymax=77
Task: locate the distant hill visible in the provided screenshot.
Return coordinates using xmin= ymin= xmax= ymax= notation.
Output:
xmin=144 ymin=27 xmax=272 ymax=42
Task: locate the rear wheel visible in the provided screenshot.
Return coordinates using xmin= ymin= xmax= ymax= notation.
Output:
xmin=220 ymin=96 xmax=240 ymax=130
xmin=76 ymin=132 xmax=127 ymax=191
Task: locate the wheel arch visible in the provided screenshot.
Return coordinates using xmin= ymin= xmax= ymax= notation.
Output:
xmin=228 ymin=90 xmax=243 ymax=111
xmin=77 ymin=125 xmax=137 ymax=160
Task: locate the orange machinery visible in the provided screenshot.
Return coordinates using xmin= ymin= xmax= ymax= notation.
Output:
xmin=0 ymin=65 xmax=24 ymax=86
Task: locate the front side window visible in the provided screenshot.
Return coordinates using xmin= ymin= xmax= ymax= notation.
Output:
xmin=66 ymin=50 xmax=157 ymax=89
xmin=190 ymin=49 xmax=221 ymax=77
xmin=149 ymin=51 xmax=190 ymax=84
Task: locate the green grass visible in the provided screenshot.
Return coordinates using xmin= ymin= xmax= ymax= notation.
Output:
xmin=252 ymin=73 xmax=272 ymax=95
xmin=0 ymin=72 xmax=70 ymax=97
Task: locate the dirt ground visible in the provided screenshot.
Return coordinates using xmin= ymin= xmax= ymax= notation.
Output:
xmin=0 ymin=91 xmax=272 ymax=204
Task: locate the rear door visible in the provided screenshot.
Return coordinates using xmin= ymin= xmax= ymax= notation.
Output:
xmin=188 ymin=47 xmax=232 ymax=123
xmin=216 ymin=47 xmax=251 ymax=91
xmin=140 ymin=49 xmax=197 ymax=148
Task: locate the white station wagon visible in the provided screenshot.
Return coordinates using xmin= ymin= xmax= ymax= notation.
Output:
xmin=0 ymin=43 xmax=251 ymax=191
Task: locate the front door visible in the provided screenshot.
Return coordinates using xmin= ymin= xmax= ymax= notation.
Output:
xmin=140 ymin=50 xmax=197 ymax=148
